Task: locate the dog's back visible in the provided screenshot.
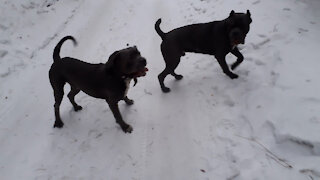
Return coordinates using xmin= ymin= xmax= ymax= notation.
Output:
xmin=49 ymin=36 xmax=115 ymax=98
xmin=155 ymin=19 xmax=225 ymax=55
xmin=49 ymin=36 xmax=148 ymax=133
xmin=155 ymin=11 xmax=252 ymax=92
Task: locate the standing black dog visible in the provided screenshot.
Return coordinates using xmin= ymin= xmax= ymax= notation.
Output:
xmin=49 ymin=36 xmax=148 ymax=133
xmin=155 ymin=10 xmax=252 ymax=92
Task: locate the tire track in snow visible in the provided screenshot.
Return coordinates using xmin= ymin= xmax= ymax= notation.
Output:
xmin=29 ymin=0 xmax=85 ymax=59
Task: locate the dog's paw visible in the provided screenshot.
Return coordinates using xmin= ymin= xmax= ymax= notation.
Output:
xmin=229 ymin=73 xmax=239 ymax=79
xmin=122 ymin=125 xmax=133 ymax=133
xmin=231 ymin=64 xmax=237 ymax=70
xmin=53 ymin=120 xmax=64 ymax=128
xmin=162 ymin=87 xmax=171 ymax=93
xmin=174 ymin=74 xmax=183 ymax=80
xmin=125 ymin=99 xmax=134 ymax=105
xmin=74 ymin=105 xmax=83 ymax=111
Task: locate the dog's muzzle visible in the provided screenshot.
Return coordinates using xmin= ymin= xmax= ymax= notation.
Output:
xmin=229 ymin=28 xmax=245 ymax=46
xmin=131 ymin=58 xmax=148 ymax=78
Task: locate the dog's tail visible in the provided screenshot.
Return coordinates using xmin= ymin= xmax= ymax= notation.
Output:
xmin=53 ymin=36 xmax=77 ymax=62
xmin=155 ymin=18 xmax=166 ymax=40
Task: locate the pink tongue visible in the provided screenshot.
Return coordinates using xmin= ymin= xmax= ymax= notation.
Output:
xmin=135 ymin=67 xmax=148 ymax=77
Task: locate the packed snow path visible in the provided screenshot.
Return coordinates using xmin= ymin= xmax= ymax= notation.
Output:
xmin=0 ymin=0 xmax=320 ymax=179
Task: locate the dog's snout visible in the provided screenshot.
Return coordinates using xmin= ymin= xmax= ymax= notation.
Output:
xmin=231 ymin=28 xmax=243 ymax=39
xmin=140 ymin=58 xmax=147 ymax=66
xmin=233 ymin=31 xmax=240 ymax=37
xmin=233 ymin=31 xmax=242 ymax=40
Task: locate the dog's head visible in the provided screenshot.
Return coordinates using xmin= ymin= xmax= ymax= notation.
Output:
xmin=106 ymin=46 xmax=148 ymax=78
xmin=226 ymin=10 xmax=252 ymax=46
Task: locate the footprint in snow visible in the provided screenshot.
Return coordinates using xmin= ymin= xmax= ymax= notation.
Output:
xmin=0 ymin=40 xmax=10 ymax=44
xmin=79 ymin=141 xmax=91 ymax=152
xmin=0 ymin=50 xmax=8 ymax=58
xmin=257 ymin=34 xmax=267 ymax=38
xmin=0 ymin=24 xmax=8 ymax=30
xmin=300 ymin=97 xmax=320 ymax=104
xmin=238 ymin=69 xmax=250 ymax=77
xmin=224 ymin=99 xmax=235 ymax=107
xmin=37 ymin=10 xmax=49 ymax=14
xmin=252 ymin=0 xmax=261 ymax=5
xmin=298 ymin=28 xmax=309 ymax=34
xmin=255 ymin=60 xmax=265 ymax=66
xmin=309 ymin=116 xmax=320 ymax=124
xmin=270 ymin=71 xmax=279 ymax=83
xmin=251 ymin=38 xmax=271 ymax=50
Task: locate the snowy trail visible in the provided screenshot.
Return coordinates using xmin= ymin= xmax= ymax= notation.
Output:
xmin=1 ymin=0 xmax=320 ymax=179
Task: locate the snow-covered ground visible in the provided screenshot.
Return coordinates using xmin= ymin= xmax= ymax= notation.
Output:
xmin=1 ymin=0 xmax=320 ymax=179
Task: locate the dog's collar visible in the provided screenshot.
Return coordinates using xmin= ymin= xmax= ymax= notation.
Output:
xmin=121 ymin=75 xmax=138 ymax=86
xmin=121 ymin=75 xmax=132 ymax=80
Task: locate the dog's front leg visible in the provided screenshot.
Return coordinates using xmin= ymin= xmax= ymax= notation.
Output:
xmin=215 ymin=55 xmax=239 ymax=79
xmin=106 ymin=100 xmax=133 ymax=133
xmin=230 ymin=47 xmax=244 ymax=70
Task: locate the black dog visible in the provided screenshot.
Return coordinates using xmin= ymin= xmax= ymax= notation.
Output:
xmin=49 ymin=36 xmax=148 ymax=133
xmin=155 ymin=10 xmax=252 ymax=92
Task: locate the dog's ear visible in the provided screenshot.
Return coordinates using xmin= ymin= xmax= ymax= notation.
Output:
xmin=226 ymin=11 xmax=235 ymax=26
xmin=229 ymin=10 xmax=235 ymax=17
xmin=247 ymin=10 xmax=252 ymax=23
xmin=247 ymin=10 xmax=251 ymax=17
xmin=106 ymin=50 xmax=120 ymax=69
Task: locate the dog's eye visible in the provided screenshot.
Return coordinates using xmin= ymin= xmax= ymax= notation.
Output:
xmin=131 ymin=51 xmax=140 ymax=58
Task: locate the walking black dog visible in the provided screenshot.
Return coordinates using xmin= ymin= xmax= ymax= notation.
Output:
xmin=49 ymin=36 xmax=148 ymax=133
xmin=155 ymin=10 xmax=252 ymax=92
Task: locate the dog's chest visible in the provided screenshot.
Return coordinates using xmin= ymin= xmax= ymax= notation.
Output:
xmin=232 ymin=45 xmax=237 ymax=50
xmin=123 ymin=78 xmax=132 ymax=97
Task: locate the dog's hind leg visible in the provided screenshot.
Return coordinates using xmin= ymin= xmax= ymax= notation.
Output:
xmin=167 ymin=51 xmax=183 ymax=80
xmin=171 ymin=71 xmax=183 ymax=80
xmin=158 ymin=60 xmax=183 ymax=93
xmin=51 ymin=80 xmax=65 ymax=128
xmin=124 ymin=96 xmax=134 ymax=105
xmin=159 ymin=47 xmax=183 ymax=92
xmin=67 ymin=86 xmax=82 ymax=111
xmin=158 ymin=66 xmax=171 ymax=93
xmin=160 ymin=57 xmax=183 ymax=92
xmin=170 ymin=52 xmax=184 ymax=80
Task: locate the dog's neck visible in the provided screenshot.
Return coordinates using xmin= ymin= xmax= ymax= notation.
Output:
xmin=121 ymin=75 xmax=138 ymax=87
xmin=123 ymin=77 xmax=132 ymax=98
xmin=222 ymin=20 xmax=236 ymax=50
xmin=121 ymin=75 xmax=133 ymax=80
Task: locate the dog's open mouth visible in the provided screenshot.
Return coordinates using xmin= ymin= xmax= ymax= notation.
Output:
xmin=131 ymin=67 xmax=148 ymax=78
xmin=232 ymin=40 xmax=240 ymax=46
xmin=232 ymin=39 xmax=245 ymax=46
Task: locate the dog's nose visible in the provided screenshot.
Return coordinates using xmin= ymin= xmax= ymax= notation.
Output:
xmin=241 ymin=37 xmax=245 ymax=44
xmin=140 ymin=58 xmax=147 ymax=66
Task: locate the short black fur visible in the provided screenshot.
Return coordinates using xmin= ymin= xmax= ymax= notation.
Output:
xmin=49 ymin=36 xmax=147 ymax=133
xmin=155 ymin=10 xmax=252 ymax=92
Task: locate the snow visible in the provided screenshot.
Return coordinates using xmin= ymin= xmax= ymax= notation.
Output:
xmin=1 ymin=0 xmax=320 ymax=179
